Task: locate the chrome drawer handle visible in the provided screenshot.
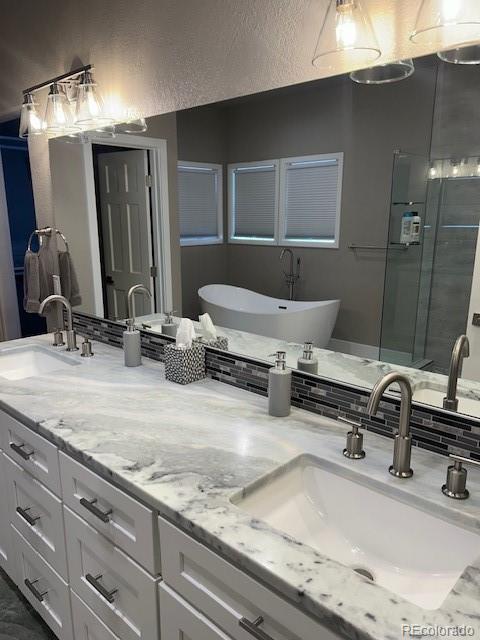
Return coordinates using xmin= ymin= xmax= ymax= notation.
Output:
xmin=16 ymin=506 xmax=40 ymax=527
xmin=79 ymin=497 xmax=112 ymax=523
xmin=85 ymin=573 xmax=118 ymax=603
xmin=10 ymin=442 xmax=33 ymax=461
xmin=24 ymin=578 xmax=48 ymax=602
xmin=239 ymin=616 xmax=274 ymax=640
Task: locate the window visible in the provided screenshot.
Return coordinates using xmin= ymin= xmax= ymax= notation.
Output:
xmin=279 ymin=153 xmax=343 ymax=248
xmin=177 ymin=161 xmax=223 ymax=246
xmin=228 ymin=160 xmax=279 ymax=244
xmin=228 ymin=153 xmax=343 ymax=248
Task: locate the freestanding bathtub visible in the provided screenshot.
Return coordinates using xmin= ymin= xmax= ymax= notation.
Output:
xmin=198 ymin=285 xmax=340 ymax=347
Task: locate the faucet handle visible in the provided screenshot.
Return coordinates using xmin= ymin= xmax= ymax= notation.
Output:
xmin=442 ymin=454 xmax=480 ymax=500
xmin=337 ymin=416 xmax=365 ymax=460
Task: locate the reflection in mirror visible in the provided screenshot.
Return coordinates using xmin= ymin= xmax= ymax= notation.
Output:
xmin=45 ymin=53 xmax=480 ymax=419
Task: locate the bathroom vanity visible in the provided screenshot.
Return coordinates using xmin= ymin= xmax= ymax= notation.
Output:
xmin=0 ymin=335 xmax=478 ymax=640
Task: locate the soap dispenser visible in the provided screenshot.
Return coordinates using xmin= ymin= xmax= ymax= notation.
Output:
xmin=297 ymin=341 xmax=318 ymax=374
xmin=161 ymin=311 xmax=178 ymax=338
xmin=268 ymin=351 xmax=292 ymax=417
xmin=123 ymin=284 xmax=151 ymax=367
xmin=123 ymin=318 xmax=142 ymax=367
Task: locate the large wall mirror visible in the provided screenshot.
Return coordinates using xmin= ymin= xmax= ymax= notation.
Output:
xmin=45 ymin=52 xmax=480 ymax=419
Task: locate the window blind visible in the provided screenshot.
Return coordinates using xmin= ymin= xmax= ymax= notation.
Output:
xmin=231 ymin=164 xmax=277 ymax=239
xmin=283 ymin=158 xmax=340 ymax=241
xmin=178 ymin=164 xmax=221 ymax=241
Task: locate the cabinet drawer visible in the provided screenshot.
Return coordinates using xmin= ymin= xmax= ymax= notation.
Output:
xmin=160 ymin=583 xmax=232 ymax=640
xmin=71 ymin=591 xmax=121 ymax=640
xmin=0 ymin=411 xmax=60 ymax=495
xmin=159 ymin=517 xmax=340 ymax=640
xmin=0 ymin=451 xmax=14 ymax=580
xmin=64 ymin=507 xmax=159 ymax=640
xmin=12 ymin=525 xmax=73 ymax=640
xmin=60 ymin=452 xmax=159 ymax=574
xmin=4 ymin=452 xmax=68 ymax=579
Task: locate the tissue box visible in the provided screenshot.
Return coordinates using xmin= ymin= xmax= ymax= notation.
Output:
xmin=195 ymin=336 xmax=229 ymax=351
xmin=164 ymin=342 xmax=206 ymax=385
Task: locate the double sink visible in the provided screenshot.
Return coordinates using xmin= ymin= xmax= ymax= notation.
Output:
xmin=1 ymin=342 xmax=478 ymax=614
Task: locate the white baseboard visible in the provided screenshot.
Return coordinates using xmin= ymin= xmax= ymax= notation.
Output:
xmin=328 ymin=338 xmax=379 ymax=360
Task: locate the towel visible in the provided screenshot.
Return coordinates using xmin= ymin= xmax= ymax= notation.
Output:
xmin=23 ymin=234 xmax=57 ymax=313
xmin=37 ymin=235 xmax=56 ymax=302
xmin=58 ymin=251 xmax=82 ymax=307
xmin=23 ymin=250 xmax=41 ymax=313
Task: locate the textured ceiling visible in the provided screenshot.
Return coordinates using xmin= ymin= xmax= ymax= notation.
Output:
xmin=0 ymin=0 xmax=461 ymax=120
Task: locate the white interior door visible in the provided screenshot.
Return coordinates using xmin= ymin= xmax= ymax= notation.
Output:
xmin=97 ymin=149 xmax=154 ymax=320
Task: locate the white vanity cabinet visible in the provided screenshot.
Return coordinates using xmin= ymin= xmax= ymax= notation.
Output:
xmin=0 ymin=449 xmax=14 ymax=580
xmin=158 ymin=517 xmax=340 ymax=640
xmin=0 ymin=406 xmax=341 ymax=640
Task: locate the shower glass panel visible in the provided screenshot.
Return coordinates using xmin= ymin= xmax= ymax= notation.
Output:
xmin=424 ymin=171 xmax=480 ymax=373
xmin=380 ymin=152 xmax=430 ymax=367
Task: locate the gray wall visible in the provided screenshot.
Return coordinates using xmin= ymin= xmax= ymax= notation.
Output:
xmin=177 ymin=60 xmax=437 ymax=346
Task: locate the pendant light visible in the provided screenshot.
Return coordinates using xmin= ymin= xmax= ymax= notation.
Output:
xmin=75 ymin=70 xmax=113 ymax=127
xmin=19 ymin=93 xmax=44 ymax=138
xmin=44 ymin=83 xmax=78 ymax=135
xmin=410 ymin=0 xmax=480 ymax=49
xmin=312 ymin=0 xmax=381 ymax=70
xmin=437 ymin=44 xmax=480 ymax=64
xmin=350 ymin=59 xmax=415 ymax=84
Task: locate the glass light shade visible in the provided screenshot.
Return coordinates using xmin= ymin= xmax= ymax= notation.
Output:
xmin=116 ymin=109 xmax=148 ymax=133
xmin=410 ymin=0 xmax=480 ymax=48
xmin=438 ymin=44 xmax=480 ymax=64
xmin=19 ymin=94 xmax=44 ymax=138
xmin=75 ymin=71 xmax=113 ymax=127
xmin=350 ymin=59 xmax=415 ymax=84
xmin=44 ymin=83 xmax=78 ymax=135
xmin=312 ymin=0 xmax=381 ymax=70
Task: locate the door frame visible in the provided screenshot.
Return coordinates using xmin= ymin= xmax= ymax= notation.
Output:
xmin=82 ymin=134 xmax=172 ymax=316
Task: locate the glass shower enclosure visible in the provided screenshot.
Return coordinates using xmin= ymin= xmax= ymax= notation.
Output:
xmin=380 ymin=151 xmax=480 ymax=373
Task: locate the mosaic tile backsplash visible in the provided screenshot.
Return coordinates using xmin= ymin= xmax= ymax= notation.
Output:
xmin=73 ymin=312 xmax=480 ymax=462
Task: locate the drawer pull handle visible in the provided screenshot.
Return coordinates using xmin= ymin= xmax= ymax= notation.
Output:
xmin=16 ymin=506 xmax=40 ymax=527
xmin=24 ymin=578 xmax=48 ymax=602
xmin=80 ymin=497 xmax=112 ymax=523
xmin=239 ymin=616 xmax=274 ymax=640
xmin=85 ymin=573 xmax=118 ymax=603
xmin=10 ymin=442 xmax=33 ymax=461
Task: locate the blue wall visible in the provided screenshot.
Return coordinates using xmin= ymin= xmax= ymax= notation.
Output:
xmin=0 ymin=119 xmax=46 ymax=336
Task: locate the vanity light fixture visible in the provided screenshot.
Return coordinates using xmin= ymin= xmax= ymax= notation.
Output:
xmin=75 ymin=70 xmax=113 ymax=128
xmin=350 ymin=59 xmax=415 ymax=84
xmin=44 ymin=83 xmax=79 ymax=135
xmin=437 ymin=44 xmax=480 ymax=64
xmin=410 ymin=0 xmax=480 ymax=49
xmin=312 ymin=0 xmax=380 ymax=70
xmin=18 ymin=64 xmax=145 ymax=140
xmin=19 ymin=93 xmax=44 ymax=138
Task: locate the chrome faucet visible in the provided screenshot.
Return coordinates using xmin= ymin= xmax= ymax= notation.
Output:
xmin=279 ymin=248 xmax=300 ymax=301
xmin=443 ymin=335 xmax=470 ymax=411
xmin=39 ymin=294 xmax=78 ymax=352
xmin=126 ymin=284 xmax=152 ymax=328
xmin=367 ymin=372 xmax=413 ymax=478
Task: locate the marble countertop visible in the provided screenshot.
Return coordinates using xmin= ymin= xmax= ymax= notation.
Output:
xmin=0 ymin=335 xmax=479 ymax=640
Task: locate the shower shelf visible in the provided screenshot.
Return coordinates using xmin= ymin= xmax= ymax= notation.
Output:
xmin=348 ymin=244 xmax=408 ymax=251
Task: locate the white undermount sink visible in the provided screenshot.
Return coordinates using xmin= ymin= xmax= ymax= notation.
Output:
xmin=413 ymin=386 xmax=480 ymax=419
xmin=232 ymin=454 xmax=480 ymax=610
xmin=0 ymin=345 xmax=79 ymax=381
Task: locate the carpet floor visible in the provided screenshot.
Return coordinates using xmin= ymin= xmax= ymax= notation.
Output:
xmin=0 ymin=569 xmax=57 ymax=639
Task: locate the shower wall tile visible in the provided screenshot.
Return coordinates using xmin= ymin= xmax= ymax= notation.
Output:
xmin=73 ymin=311 xmax=480 ymax=462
